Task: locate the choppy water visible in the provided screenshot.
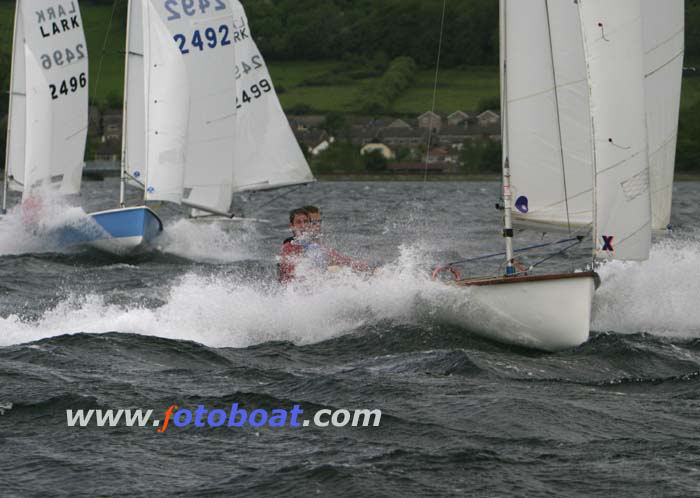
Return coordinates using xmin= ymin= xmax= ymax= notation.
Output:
xmin=1 ymin=180 xmax=700 ymax=497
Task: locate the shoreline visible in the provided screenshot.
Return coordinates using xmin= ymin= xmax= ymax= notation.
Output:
xmin=1 ymin=172 xmax=698 ymax=183
xmin=315 ymin=173 xmax=700 ymax=182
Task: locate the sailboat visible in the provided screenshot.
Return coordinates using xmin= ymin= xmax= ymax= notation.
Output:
xmin=84 ymin=0 xmax=237 ymax=253
xmin=439 ymin=0 xmax=680 ymax=352
xmin=2 ymin=0 xmax=89 ymax=217
xmin=86 ymin=0 xmax=314 ymax=253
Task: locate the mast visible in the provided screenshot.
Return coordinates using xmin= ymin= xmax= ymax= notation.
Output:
xmin=500 ymin=0 xmax=515 ymax=276
xmin=119 ymin=0 xmax=133 ymax=208
xmin=2 ymin=0 xmax=20 ymax=215
xmin=578 ymin=1 xmax=597 ymax=263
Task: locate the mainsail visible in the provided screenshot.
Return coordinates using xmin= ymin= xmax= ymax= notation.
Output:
xmin=579 ymin=0 xmax=651 ymax=261
xmin=642 ymin=0 xmax=684 ymax=231
xmin=503 ymin=0 xmax=592 ymax=231
xmin=5 ymin=0 xmax=88 ymax=198
xmin=124 ymin=0 xmax=238 ymax=214
xmin=227 ymin=0 xmax=315 ymax=193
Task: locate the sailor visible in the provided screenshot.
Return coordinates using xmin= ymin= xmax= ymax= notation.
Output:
xmin=278 ymin=207 xmax=371 ymax=283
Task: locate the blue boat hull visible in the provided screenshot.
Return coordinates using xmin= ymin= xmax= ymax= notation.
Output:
xmin=84 ymin=207 xmax=163 ymax=254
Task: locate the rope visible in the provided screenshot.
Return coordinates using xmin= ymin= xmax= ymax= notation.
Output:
xmin=528 ymin=239 xmax=584 ymax=270
xmin=91 ymin=0 xmax=121 ymax=106
xmin=441 ymin=236 xmax=585 ymax=267
xmin=251 ymin=184 xmax=308 ymax=212
xmin=421 ymin=0 xmax=448 ymax=188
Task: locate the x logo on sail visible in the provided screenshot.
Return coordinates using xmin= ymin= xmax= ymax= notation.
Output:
xmin=601 ymin=236 xmax=614 ymax=252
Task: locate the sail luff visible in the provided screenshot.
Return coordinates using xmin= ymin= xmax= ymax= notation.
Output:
xmin=578 ymin=0 xmax=651 ymax=261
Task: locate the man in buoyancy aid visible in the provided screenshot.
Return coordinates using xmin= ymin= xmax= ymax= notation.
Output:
xmin=278 ymin=207 xmax=370 ymax=283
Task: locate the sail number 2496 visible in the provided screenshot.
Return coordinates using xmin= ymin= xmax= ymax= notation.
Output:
xmin=49 ymin=73 xmax=87 ymax=100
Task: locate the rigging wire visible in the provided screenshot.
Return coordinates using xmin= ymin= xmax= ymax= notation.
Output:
xmin=420 ymin=0 xmax=448 ymax=214
xmin=544 ymin=0 xmax=573 ymax=235
xmin=91 ymin=0 xmax=121 ymax=107
xmin=251 ymin=184 xmax=308 ymax=212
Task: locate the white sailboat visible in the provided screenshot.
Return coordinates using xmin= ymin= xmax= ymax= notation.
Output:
xmin=86 ymin=0 xmax=314 ymax=252
xmin=440 ymin=0 xmax=667 ymax=351
xmin=2 ymin=0 xmax=89 ymax=217
xmin=85 ymin=0 xmax=238 ymax=253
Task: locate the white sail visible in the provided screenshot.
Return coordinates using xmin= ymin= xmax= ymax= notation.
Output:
xmin=504 ymin=0 xmax=592 ymax=231
xmin=6 ymin=1 xmax=26 ymax=193
xmin=579 ymin=0 xmax=651 ymax=261
xmin=137 ymin=0 xmax=238 ymax=214
xmin=123 ymin=0 xmax=146 ymax=188
xmin=141 ymin=0 xmax=190 ymax=205
xmin=6 ymin=0 xmax=88 ymax=198
xmin=642 ymin=0 xmax=684 ymax=230
xmin=227 ymin=0 xmax=314 ymax=193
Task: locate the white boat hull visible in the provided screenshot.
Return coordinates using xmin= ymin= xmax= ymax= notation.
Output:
xmin=442 ymin=272 xmax=598 ymax=352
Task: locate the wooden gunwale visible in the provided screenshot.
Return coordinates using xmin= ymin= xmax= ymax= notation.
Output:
xmin=455 ymin=271 xmax=600 ymax=288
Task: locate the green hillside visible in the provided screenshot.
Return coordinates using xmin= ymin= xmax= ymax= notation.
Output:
xmin=2 ymin=1 xmax=700 ymax=171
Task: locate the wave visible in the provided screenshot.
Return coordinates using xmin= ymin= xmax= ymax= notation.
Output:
xmin=592 ymin=235 xmax=700 ymax=337
xmin=1 ymin=235 xmax=700 ymax=350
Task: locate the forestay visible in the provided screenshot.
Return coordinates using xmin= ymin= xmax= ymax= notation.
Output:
xmin=227 ymin=0 xmax=314 ymax=193
xmin=578 ymin=0 xmax=651 ymax=261
xmin=6 ymin=0 xmax=88 ymax=198
xmin=140 ymin=0 xmax=238 ymax=214
xmin=642 ymin=0 xmax=684 ymax=231
xmin=503 ymin=0 xmax=592 ymax=231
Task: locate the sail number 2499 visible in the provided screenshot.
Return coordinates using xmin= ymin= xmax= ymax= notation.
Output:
xmin=236 ymin=79 xmax=272 ymax=108
xmin=49 ymin=73 xmax=87 ymax=100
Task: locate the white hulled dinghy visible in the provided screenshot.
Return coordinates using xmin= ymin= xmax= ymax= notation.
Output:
xmin=438 ymin=0 xmax=670 ymax=352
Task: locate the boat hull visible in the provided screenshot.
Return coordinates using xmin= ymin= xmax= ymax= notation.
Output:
xmin=443 ymin=272 xmax=598 ymax=352
xmin=85 ymin=206 xmax=163 ymax=254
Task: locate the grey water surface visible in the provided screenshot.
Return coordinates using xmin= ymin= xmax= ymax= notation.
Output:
xmin=1 ymin=179 xmax=699 ymax=497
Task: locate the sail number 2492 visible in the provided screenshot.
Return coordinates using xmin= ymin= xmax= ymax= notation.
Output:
xmin=174 ymin=25 xmax=231 ymax=54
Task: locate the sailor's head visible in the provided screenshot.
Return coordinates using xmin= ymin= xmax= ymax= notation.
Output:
xmin=289 ymin=207 xmax=310 ymax=238
xmin=304 ymin=205 xmax=321 ymax=238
